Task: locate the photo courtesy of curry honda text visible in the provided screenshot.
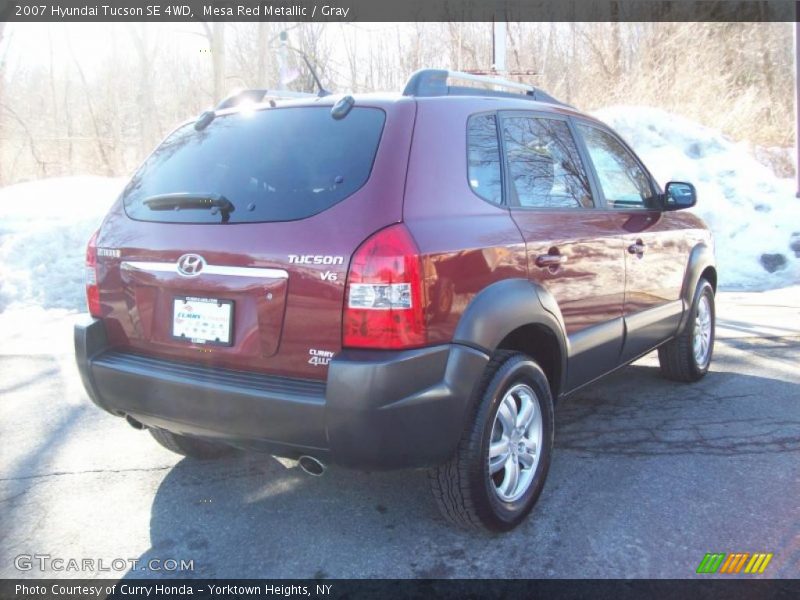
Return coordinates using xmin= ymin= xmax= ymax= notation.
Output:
xmin=75 ymin=69 xmax=716 ymax=532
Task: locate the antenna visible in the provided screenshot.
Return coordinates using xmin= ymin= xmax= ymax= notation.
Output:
xmin=278 ymin=30 xmax=330 ymax=97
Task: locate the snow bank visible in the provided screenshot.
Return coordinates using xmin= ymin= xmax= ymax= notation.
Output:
xmin=594 ymin=106 xmax=800 ymax=290
xmin=0 ymin=176 xmax=124 ymax=312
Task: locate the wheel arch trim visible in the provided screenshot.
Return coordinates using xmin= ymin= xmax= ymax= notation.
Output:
xmin=679 ymin=242 xmax=717 ymax=331
xmin=452 ymin=278 xmax=569 ymax=393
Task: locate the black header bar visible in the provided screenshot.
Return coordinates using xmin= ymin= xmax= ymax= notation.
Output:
xmin=2 ymin=578 xmax=800 ymax=600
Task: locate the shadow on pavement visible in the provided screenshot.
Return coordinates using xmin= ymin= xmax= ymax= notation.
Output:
xmin=126 ymin=361 xmax=800 ymax=579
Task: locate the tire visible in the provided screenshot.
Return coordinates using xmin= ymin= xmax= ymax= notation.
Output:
xmin=148 ymin=427 xmax=236 ymax=460
xmin=658 ymin=278 xmax=715 ymax=382
xmin=429 ymin=351 xmax=555 ymax=532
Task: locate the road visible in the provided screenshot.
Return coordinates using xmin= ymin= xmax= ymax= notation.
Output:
xmin=1 ymin=288 xmax=798 ymax=579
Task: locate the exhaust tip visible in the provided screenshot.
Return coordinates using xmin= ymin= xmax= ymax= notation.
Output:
xmin=298 ymin=455 xmax=326 ymax=477
xmin=125 ymin=415 xmax=145 ymax=430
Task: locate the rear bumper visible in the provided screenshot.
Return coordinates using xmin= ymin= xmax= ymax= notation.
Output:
xmin=75 ymin=317 xmax=488 ymax=469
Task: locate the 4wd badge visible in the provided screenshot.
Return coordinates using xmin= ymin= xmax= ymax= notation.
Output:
xmin=308 ymin=349 xmax=334 ymax=366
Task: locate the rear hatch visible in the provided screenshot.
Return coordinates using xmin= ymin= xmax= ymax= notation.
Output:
xmin=94 ymin=99 xmax=416 ymax=380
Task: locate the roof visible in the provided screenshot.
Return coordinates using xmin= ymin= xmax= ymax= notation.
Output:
xmin=206 ymin=69 xmax=599 ymax=124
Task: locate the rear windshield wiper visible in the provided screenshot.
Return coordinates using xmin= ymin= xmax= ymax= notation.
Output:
xmin=143 ymin=193 xmax=235 ymax=223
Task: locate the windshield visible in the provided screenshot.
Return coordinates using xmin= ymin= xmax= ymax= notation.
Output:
xmin=123 ymin=106 xmax=386 ymax=223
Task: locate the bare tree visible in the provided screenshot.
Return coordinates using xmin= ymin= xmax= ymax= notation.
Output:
xmin=0 ymin=22 xmax=7 ymax=69
xmin=1 ymin=103 xmax=48 ymax=176
xmin=0 ymin=22 xmax=795 ymax=186
xmin=202 ymin=22 xmax=226 ymax=103
xmin=67 ymin=31 xmax=115 ymax=176
xmin=129 ymin=24 xmax=163 ymax=155
xmin=0 ymin=22 xmax=8 ymax=185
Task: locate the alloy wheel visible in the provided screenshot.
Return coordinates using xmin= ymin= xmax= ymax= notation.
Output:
xmin=488 ymin=383 xmax=543 ymax=502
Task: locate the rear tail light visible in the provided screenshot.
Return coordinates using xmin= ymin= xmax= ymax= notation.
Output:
xmin=85 ymin=229 xmax=101 ymax=317
xmin=343 ymin=224 xmax=426 ymax=349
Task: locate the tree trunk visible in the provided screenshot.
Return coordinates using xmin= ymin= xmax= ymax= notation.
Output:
xmin=203 ymin=22 xmax=226 ymax=103
xmin=213 ymin=23 xmax=226 ymax=102
xmin=68 ymin=36 xmax=114 ymax=176
xmin=129 ymin=24 xmax=161 ymax=157
xmin=757 ymin=23 xmax=776 ymax=120
xmin=610 ymin=6 xmax=622 ymax=80
xmin=257 ymin=22 xmax=269 ymax=87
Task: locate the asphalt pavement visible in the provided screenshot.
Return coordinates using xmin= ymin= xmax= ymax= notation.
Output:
xmin=1 ymin=288 xmax=798 ymax=579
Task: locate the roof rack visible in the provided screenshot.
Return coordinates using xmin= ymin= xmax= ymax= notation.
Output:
xmin=215 ymin=88 xmax=320 ymax=111
xmin=402 ymin=69 xmax=570 ymax=107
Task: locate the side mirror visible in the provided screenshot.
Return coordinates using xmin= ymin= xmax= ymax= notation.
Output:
xmin=663 ymin=181 xmax=697 ymax=211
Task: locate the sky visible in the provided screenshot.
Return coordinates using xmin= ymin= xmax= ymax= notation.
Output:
xmin=3 ymin=22 xmax=209 ymax=74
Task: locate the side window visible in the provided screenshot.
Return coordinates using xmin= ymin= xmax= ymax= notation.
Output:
xmin=578 ymin=124 xmax=655 ymax=209
xmin=501 ymin=115 xmax=593 ymax=209
xmin=467 ymin=114 xmax=503 ymax=204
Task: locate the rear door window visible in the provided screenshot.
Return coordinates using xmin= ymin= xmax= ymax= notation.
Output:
xmin=577 ymin=124 xmax=656 ymax=209
xmin=123 ymin=106 xmax=386 ymax=223
xmin=501 ymin=115 xmax=594 ymax=209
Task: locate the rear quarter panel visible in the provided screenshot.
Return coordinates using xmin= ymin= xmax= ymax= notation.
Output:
xmin=402 ymin=98 xmax=527 ymax=344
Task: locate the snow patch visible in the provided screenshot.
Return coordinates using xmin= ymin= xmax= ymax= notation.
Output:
xmin=0 ymin=176 xmax=124 ymax=312
xmin=594 ymin=106 xmax=800 ymax=290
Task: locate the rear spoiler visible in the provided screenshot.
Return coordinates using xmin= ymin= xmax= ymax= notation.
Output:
xmin=215 ymin=88 xmax=319 ymax=111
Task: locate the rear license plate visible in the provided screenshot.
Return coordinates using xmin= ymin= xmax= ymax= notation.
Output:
xmin=172 ymin=296 xmax=234 ymax=346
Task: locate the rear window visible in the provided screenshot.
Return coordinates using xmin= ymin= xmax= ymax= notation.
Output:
xmin=123 ymin=106 xmax=386 ymax=223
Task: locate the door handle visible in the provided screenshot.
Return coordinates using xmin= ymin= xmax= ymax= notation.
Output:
xmin=628 ymin=241 xmax=646 ymax=256
xmin=535 ymin=253 xmax=568 ymax=269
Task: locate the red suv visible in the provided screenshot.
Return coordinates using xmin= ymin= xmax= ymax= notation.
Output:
xmin=75 ymin=70 xmax=716 ymax=531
